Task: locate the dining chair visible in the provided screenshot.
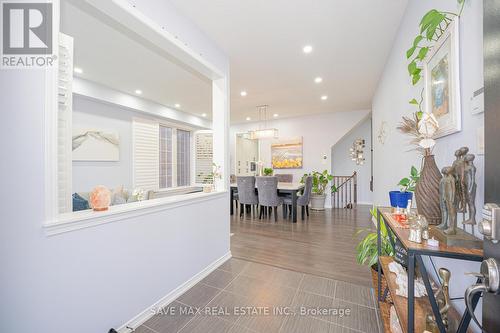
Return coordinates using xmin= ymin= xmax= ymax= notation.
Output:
xmin=275 ymin=174 xmax=293 ymax=183
xmin=284 ymin=176 xmax=313 ymax=220
xmin=236 ymin=176 xmax=258 ymax=218
xmin=256 ymin=176 xmax=283 ymax=222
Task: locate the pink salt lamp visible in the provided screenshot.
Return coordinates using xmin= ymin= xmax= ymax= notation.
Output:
xmin=89 ymin=185 xmax=111 ymax=211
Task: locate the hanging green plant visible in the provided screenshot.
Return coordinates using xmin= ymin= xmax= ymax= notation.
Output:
xmin=406 ymin=0 xmax=465 ymax=86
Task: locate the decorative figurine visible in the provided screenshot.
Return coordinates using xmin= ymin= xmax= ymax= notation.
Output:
xmin=418 ymin=215 xmax=430 ymax=240
xmin=427 ymin=268 xmax=451 ymax=331
xmin=437 ymin=166 xmax=457 ymax=235
xmin=463 ymin=154 xmax=477 ymax=226
xmin=451 ymin=147 xmax=469 ymax=213
xmin=436 ymin=268 xmax=451 ymax=328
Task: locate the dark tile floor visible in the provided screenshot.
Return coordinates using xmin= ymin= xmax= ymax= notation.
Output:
xmin=136 ymin=258 xmax=381 ymax=333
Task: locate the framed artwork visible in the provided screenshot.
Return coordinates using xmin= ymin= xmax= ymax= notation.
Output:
xmin=271 ymin=137 xmax=303 ymax=169
xmin=423 ymin=17 xmax=461 ymax=138
xmin=72 ymin=128 xmax=120 ymax=161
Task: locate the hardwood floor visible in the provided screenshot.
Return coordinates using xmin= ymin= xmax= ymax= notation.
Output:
xmin=230 ymin=205 xmax=374 ymax=287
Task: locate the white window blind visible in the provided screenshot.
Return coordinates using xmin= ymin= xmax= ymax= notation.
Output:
xmin=159 ymin=125 xmax=173 ymax=188
xmin=176 ymin=129 xmax=191 ymax=186
xmin=195 ymin=132 xmax=213 ymax=184
xmin=58 ymin=33 xmax=73 ymax=214
xmin=133 ymin=118 xmax=159 ymax=191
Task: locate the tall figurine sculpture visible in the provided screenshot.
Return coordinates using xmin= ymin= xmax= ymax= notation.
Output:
xmin=451 ymin=147 xmax=469 ymax=214
xmin=436 ymin=268 xmax=451 ymax=328
xmin=463 ymin=154 xmax=477 ymax=226
xmin=427 ymin=268 xmax=452 ymax=331
xmin=438 ymin=166 xmax=457 ymax=235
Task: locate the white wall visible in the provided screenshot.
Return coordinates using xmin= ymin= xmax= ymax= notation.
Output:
xmin=230 ymin=110 xmax=370 ymax=207
xmin=332 ymin=116 xmax=373 ymax=205
xmin=372 ymin=0 xmax=484 ymax=330
xmin=0 ymin=1 xmax=229 ymax=332
xmin=72 ymin=96 xmax=134 ymax=193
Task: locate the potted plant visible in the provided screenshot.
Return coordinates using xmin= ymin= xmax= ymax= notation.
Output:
xmin=356 ymin=208 xmax=395 ymax=296
xmin=263 ymin=167 xmax=274 ymax=176
xmin=199 ymin=163 xmax=222 ymax=192
xmin=389 ymin=166 xmax=419 ymax=208
xmin=302 ymin=170 xmax=336 ymax=210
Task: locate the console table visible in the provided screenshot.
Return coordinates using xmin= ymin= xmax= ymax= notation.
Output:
xmin=376 ymin=207 xmax=483 ymax=333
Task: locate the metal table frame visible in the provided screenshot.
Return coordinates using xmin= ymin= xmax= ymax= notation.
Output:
xmin=376 ymin=207 xmax=483 ymax=333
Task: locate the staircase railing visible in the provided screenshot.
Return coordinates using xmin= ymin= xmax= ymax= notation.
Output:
xmin=331 ymin=172 xmax=357 ymax=209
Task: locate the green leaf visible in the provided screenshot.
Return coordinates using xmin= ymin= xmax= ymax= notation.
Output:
xmin=420 ymin=9 xmax=440 ymax=33
xmin=417 ymin=47 xmax=429 ymax=60
xmin=398 ymin=178 xmax=410 ymax=186
xmin=406 ymin=46 xmax=416 ymax=59
xmin=409 ymin=98 xmax=419 ymax=105
xmin=408 ymin=61 xmax=417 ymax=75
xmin=412 ymin=72 xmax=421 ymax=85
xmin=417 ymin=111 xmax=424 ymax=120
xmin=413 ymin=35 xmax=423 ymax=47
xmin=411 ymin=166 xmax=419 ymax=177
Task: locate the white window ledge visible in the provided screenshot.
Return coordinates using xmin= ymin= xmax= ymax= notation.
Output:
xmin=43 ymin=191 xmax=227 ymax=236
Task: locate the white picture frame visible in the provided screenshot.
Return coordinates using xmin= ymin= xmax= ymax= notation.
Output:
xmin=423 ymin=17 xmax=461 ymax=139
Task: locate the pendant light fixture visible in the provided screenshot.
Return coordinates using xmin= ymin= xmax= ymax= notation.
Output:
xmin=248 ymin=105 xmax=279 ymax=140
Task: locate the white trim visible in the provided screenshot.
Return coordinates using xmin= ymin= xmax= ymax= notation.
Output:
xmin=43 ymin=191 xmax=227 ymax=236
xmin=116 ymin=251 xmax=232 ymax=333
xmin=44 ymin=0 xmax=60 ymax=223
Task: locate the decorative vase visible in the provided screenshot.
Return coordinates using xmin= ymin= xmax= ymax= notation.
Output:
xmin=310 ymin=193 xmax=326 ymax=210
xmin=415 ymin=155 xmax=442 ymax=225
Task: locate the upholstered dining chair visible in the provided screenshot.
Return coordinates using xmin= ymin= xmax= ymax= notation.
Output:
xmin=284 ymin=176 xmax=313 ymax=220
xmin=236 ymin=176 xmax=258 ymax=218
xmin=256 ymin=176 xmax=283 ymax=222
xmin=275 ymin=174 xmax=293 ymax=183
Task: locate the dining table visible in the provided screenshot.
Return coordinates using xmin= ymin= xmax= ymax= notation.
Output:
xmin=230 ymin=182 xmax=305 ymax=223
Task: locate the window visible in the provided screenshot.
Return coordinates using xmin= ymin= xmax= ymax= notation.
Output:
xmin=159 ymin=126 xmax=173 ymax=188
xmin=157 ymin=125 xmax=192 ymax=189
xmin=176 ymin=129 xmax=191 ymax=187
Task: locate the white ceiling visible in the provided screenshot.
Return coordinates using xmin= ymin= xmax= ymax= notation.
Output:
xmin=61 ymin=1 xmax=212 ymax=119
xmin=170 ymin=0 xmax=408 ymax=123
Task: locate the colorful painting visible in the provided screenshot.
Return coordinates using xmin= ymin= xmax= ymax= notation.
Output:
xmin=271 ymin=137 xmax=303 ymax=169
xmin=72 ymin=128 xmax=120 ymax=161
xmin=431 ymin=55 xmax=450 ymax=117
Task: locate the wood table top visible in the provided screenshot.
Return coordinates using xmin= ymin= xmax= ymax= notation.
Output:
xmin=230 ymin=182 xmax=305 ymax=191
xmin=378 ymin=207 xmax=483 ymax=259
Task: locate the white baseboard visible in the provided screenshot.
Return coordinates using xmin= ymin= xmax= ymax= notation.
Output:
xmin=117 ymin=251 xmax=232 ymax=332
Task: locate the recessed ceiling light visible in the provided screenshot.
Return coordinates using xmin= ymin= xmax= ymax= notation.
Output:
xmin=74 ymin=67 xmax=83 ymax=74
xmin=201 ymin=113 xmax=207 ymax=117
xmin=303 ymin=45 xmax=313 ymax=54
xmin=175 ymin=103 xmax=181 ymax=108
xmin=240 ymin=91 xmax=247 ymax=97
xmin=321 ymin=95 xmax=328 ymax=101
xmin=273 ymin=114 xmax=279 ymax=118
xmin=246 ymin=117 xmax=251 ymax=121
xmin=314 ymin=77 xmax=323 ymax=83
xmin=135 ymin=89 xmax=142 ymax=95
